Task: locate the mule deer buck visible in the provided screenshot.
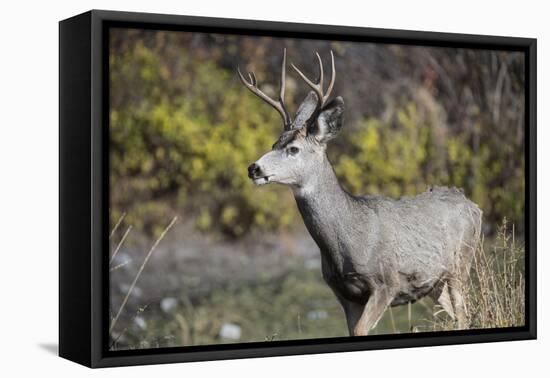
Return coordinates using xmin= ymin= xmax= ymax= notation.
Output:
xmin=238 ymin=49 xmax=482 ymax=336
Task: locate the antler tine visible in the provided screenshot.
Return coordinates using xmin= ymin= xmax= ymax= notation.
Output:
xmin=291 ymin=50 xmax=335 ymax=110
xmin=324 ymin=51 xmax=336 ymax=104
xmin=237 ymin=67 xmax=274 ymax=105
xmin=315 ymin=52 xmax=324 ymax=90
xmin=279 ymin=49 xmax=291 ymax=128
xmin=291 ymin=61 xmax=323 ymax=105
xmin=280 ymin=49 xmax=287 ymax=103
xmin=237 ymin=50 xmax=291 ymax=128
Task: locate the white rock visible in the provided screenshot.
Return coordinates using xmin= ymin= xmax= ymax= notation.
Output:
xmin=219 ymin=323 xmax=241 ymax=340
xmin=134 ymin=316 xmax=147 ymax=330
xmin=307 ymin=310 xmax=328 ymax=320
xmin=160 ymin=297 xmax=178 ymax=313
xmin=119 ymin=283 xmax=142 ymax=298
xmin=113 ymin=251 xmax=131 ymax=265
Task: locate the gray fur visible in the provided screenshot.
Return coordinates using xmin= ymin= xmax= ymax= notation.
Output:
xmin=290 ymin=91 xmax=318 ymax=130
xmin=244 ymin=61 xmax=482 ymax=336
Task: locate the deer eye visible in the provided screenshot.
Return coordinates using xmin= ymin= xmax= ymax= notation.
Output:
xmin=288 ymin=146 xmax=300 ymax=156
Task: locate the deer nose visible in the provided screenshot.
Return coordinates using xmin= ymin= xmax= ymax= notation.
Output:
xmin=248 ymin=163 xmax=260 ymax=178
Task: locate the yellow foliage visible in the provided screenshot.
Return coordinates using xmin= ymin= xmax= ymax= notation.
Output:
xmin=110 ymin=45 xmax=296 ymax=236
xmin=110 ymin=39 xmax=524 ymax=237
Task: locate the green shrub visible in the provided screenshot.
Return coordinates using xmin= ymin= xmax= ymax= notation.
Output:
xmin=110 ymin=35 xmax=524 ymax=237
xmin=110 ymin=42 xmax=296 ymax=237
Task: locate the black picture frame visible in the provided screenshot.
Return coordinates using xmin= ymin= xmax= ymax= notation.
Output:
xmin=59 ymin=9 xmax=537 ymax=368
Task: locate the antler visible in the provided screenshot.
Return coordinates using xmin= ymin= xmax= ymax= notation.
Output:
xmin=291 ymin=51 xmax=335 ymax=110
xmin=237 ymin=49 xmax=292 ymax=129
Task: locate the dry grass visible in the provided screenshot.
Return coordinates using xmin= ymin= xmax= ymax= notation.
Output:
xmin=108 ymin=216 xmax=525 ymax=349
xmin=109 ymin=216 xmax=178 ymax=340
xmin=429 ymin=219 xmax=525 ymax=331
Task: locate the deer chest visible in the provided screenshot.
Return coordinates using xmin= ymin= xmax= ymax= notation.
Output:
xmin=320 ymin=256 xmax=372 ymax=304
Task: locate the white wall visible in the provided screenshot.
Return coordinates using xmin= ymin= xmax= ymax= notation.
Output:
xmin=0 ymin=0 xmax=546 ymax=376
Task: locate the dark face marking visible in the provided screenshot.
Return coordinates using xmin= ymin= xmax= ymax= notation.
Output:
xmin=272 ymin=129 xmax=303 ymax=150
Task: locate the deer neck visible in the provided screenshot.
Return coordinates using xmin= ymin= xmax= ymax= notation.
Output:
xmin=292 ymin=154 xmax=353 ymax=260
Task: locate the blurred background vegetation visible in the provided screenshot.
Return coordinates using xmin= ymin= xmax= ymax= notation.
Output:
xmin=108 ymin=28 xmax=526 ymax=350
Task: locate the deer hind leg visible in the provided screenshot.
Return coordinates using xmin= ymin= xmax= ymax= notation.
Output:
xmin=449 ymin=224 xmax=478 ymax=329
xmin=433 ymin=279 xmax=468 ymax=329
xmin=433 ymin=281 xmax=456 ymax=320
xmin=448 ymin=244 xmax=475 ymax=329
xmin=449 ymin=284 xmax=468 ymax=329
xmin=353 ymin=287 xmax=394 ymax=336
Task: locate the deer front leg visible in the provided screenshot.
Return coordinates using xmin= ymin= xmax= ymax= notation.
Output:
xmin=353 ymin=287 xmax=395 ymax=336
xmin=337 ymin=297 xmax=364 ymax=336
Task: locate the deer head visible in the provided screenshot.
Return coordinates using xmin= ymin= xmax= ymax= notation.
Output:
xmin=238 ymin=49 xmax=345 ymax=188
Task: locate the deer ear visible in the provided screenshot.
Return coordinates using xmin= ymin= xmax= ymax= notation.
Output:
xmin=311 ymin=97 xmax=345 ymax=143
xmin=291 ymin=91 xmax=319 ymax=130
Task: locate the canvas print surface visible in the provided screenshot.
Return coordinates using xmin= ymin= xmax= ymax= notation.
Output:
xmin=108 ymin=27 xmax=526 ymax=351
